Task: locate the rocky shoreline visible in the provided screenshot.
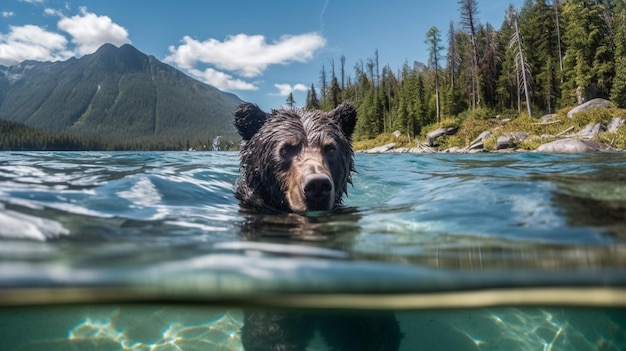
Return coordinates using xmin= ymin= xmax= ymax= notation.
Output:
xmin=359 ymin=99 xmax=625 ymax=154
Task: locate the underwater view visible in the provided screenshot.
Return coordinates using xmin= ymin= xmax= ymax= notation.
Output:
xmin=0 ymin=151 xmax=625 ymax=350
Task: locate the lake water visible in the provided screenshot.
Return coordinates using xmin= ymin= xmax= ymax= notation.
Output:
xmin=0 ymin=151 xmax=625 ymax=350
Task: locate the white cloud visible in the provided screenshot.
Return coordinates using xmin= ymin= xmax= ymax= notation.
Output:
xmin=186 ymin=67 xmax=258 ymax=91
xmin=0 ymin=7 xmax=131 ymax=65
xmin=19 ymin=0 xmax=45 ymax=3
xmin=165 ymin=32 xmax=325 ymax=78
xmin=274 ymin=83 xmax=308 ymax=96
xmin=44 ymin=8 xmax=62 ymax=16
xmin=57 ymin=7 xmax=131 ymax=55
xmin=2 ymin=11 xmax=15 ymax=18
xmin=0 ymin=25 xmax=73 ymax=65
xmin=164 ymin=32 xmax=324 ymax=91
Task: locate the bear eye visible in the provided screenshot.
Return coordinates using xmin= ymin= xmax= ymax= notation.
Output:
xmin=279 ymin=144 xmax=297 ymax=158
xmin=324 ymin=144 xmax=337 ymax=155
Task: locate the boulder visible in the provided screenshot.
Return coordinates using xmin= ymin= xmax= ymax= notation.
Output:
xmin=363 ymin=143 xmax=396 ymax=153
xmin=607 ymin=117 xmax=625 ymax=133
xmin=466 ymin=131 xmax=492 ymax=150
xmin=540 ymin=114 xmax=557 ymax=123
xmin=567 ymin=98 xmax=614 ymax=118
xmin=414 ymin=143 xmax=437 ymax=153
xmin=536 ymin=139 xmax=611 ymax=153
xmin=443 ymin=146 xmax=464 ymax=153
xmin=468 ymin=148 xmax=487 ymax=154
xmin=390 ymin=147 xmax=411 ymax=153
xmin=496 ymin=132 xmax=529 ymax=150
xmin=575 ymin=122 xmax=606 ymax=138
xmin=426 ymin=126 xmax=459 ymax=146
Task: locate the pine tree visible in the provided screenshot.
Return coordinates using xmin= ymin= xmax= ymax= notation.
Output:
xmin=496 ymin=14 xmax=519 ymax=111
xmin=562 ymin=0 xmax=614 ymax=104
xmin=554 ymin=0 xmax=564 ymax=82
xmin=611 ymin=1 xmax=626 ymax=107
xmin=285 ymin=92 xmax=296 ymax=108
xmin=306 ymin=84 xmax=320 ymax=110
xmin=426 ymin=26 xmax=444 ymax=122
xmin=320 ymin=65 xmax=328 ymax=101
xmin=446 ymin=22 xmax=467 ymax=115
xmin=355 ymin=72 xmax=374 ymax=139
xmin=415 ymin=74 xmax=430 ymax=130
xmin=447 ymin=21 xmax=458 ymax=88
xmin=329 ymin=76 xmax=342 ymax=108
xmin=478 ymin=23 xmax=501 ymax=109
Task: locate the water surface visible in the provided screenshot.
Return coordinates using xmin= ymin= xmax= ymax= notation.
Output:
xmin=0 ymin=151 xmax=625 ymax=350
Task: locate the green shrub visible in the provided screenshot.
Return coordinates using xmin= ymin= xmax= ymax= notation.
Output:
xmin=505 ymin=114 xmax=565 ymax=136
xmin=599 ymin=124 xmax=626 ymax=149
xmin=456 ymin=107 xmax=497 ymax=120
xmin=437 ymin=135 xmax=465 ymax=150
xmin=570 ymin=108 xmax=615 ymax=128
xmin=519 ymin=135 xmax=553 ymax=150
xmin=483 ymin=135 xmax=497 ymax=150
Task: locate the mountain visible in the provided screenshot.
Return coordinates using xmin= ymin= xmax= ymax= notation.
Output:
xmin=0 ymin=44 xmax=243 ymax=148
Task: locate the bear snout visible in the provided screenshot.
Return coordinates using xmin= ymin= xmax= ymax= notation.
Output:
xmin=303 ymin=173 xmax=334 ymax=211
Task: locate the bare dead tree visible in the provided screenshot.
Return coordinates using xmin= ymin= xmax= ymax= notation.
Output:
xmin=426 ymin=26 xmax=443 ymax=123
xmin=458 ymin=0 xmax=481 ymax=109
xmin=507 ymin=8 xmax=532 ymax=117
xmin=340 ymin=55 xmax=346 ymax=89
xmin=554 ymin=0 xmax=564 ymax=82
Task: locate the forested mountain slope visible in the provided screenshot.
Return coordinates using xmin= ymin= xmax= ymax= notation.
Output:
xmin=0 ymin=43 xmax=242 ymax=149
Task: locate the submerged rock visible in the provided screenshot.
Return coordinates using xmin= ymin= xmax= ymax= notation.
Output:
xmin=536 ymin=139 xmax=611 ymax=153
xmin=427 ymin=126 xmax=459 ymax=146
xmin=567 ymin=98 xmax=614 ymax=118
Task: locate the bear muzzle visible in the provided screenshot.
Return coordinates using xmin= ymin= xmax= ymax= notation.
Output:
xmin=303 ymin=173 xmax=335 ymax=211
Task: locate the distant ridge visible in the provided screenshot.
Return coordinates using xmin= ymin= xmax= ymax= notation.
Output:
xmin=0 ymin=43 xmax=243 ymax=148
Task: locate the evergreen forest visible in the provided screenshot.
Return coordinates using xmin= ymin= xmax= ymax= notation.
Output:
xmin=305 ymin=0 xmax=626 ymax=143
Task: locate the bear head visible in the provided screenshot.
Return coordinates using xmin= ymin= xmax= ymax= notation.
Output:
xmin=234 ymin=103 xmax=357 ymax=213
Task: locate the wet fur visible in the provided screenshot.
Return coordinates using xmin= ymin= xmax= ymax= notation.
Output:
xmin=234 ymin=103 xmax=356 ymax=212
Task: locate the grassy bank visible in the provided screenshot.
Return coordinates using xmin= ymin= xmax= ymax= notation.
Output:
xmin=354 ymin=106 xmax=626 ymax=151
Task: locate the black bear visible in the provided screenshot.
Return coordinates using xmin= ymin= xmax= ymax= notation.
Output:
xmin=233 ymin=103 xmax=402 ymax=351
xmin=233 ymin=102 xmax=357 ymax=213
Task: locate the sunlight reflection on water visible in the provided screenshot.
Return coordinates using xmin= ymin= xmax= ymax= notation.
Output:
xmin=4 ymin=306 xmax=624 ymax=351
xmin=66 ymin=309 xmax=243 ymax=351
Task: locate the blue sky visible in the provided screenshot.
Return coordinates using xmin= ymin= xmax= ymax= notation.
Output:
xmin=1 ymin=0 xmax=524 ymax=110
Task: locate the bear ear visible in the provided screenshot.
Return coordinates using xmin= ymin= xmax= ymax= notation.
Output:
xmin=233 ymin=103 xmax=268 ymax=141
xmin=330 ymin=102 xmax=357 ymax=140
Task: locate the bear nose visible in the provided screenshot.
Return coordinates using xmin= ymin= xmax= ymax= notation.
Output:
xmin=303 ymin=174 xmax=333 ymax=205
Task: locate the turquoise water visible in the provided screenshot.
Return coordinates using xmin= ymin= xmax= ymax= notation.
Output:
xmin=0 ymin=151 xmax=625 ymax=350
